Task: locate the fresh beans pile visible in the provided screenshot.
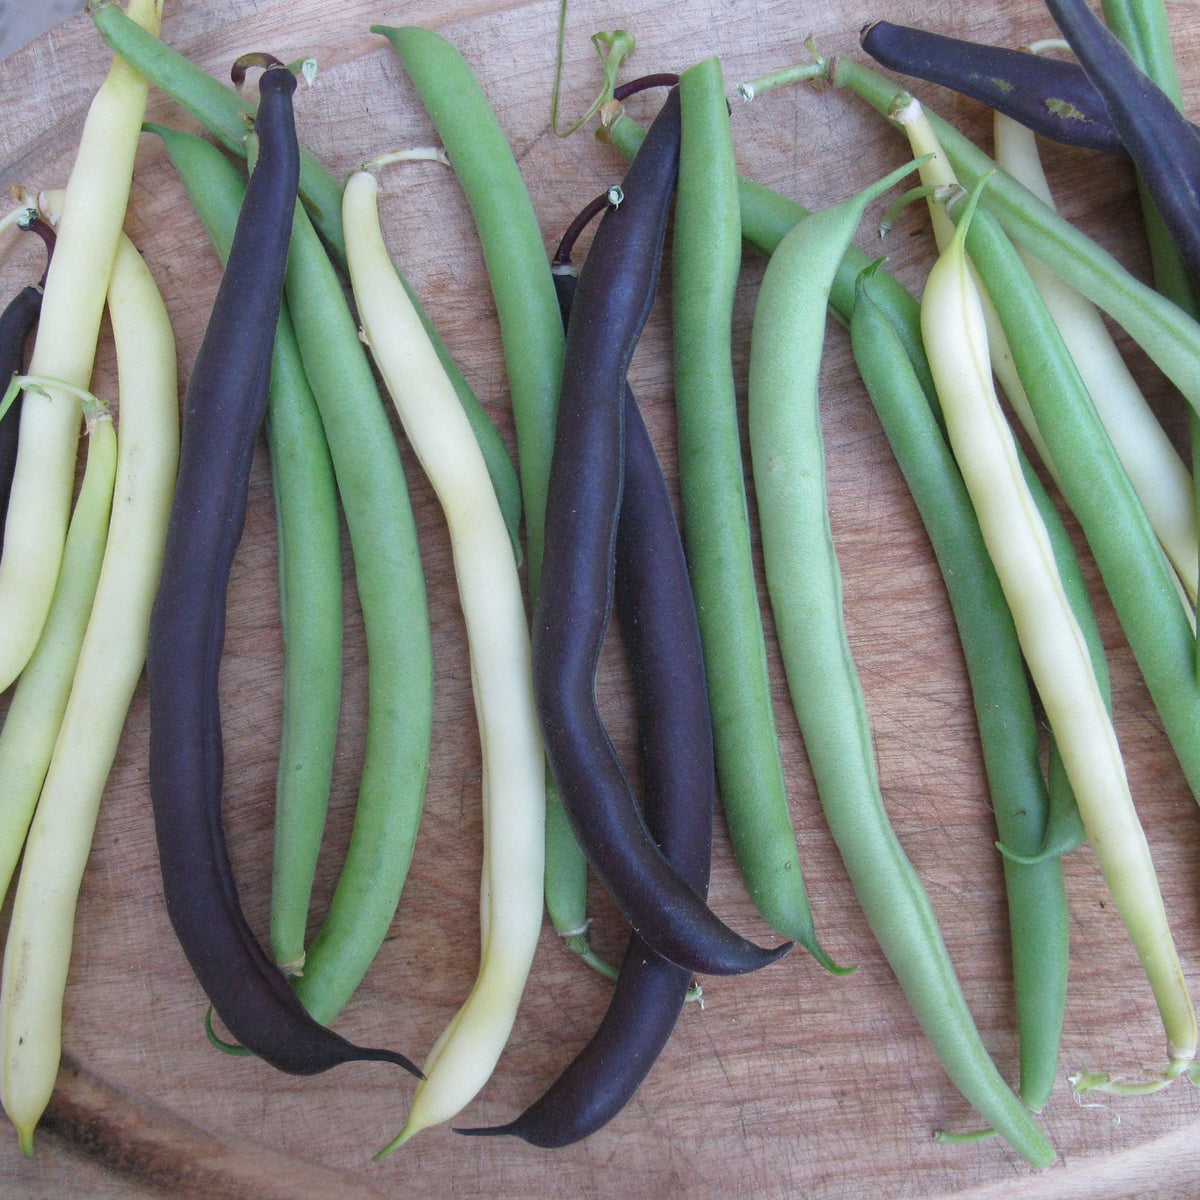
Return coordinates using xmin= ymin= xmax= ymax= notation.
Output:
xmin=8 ymin=0 xmax=1200 ymax=1177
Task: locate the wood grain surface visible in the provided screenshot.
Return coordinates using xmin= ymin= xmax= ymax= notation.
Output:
xmin=1 ymin=0 xmax=1200 ymax=1196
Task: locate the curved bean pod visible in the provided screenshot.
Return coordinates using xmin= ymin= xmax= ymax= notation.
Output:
xmin=748 ymin=163 xmax=1053 ymax=1167
xmin=147 ymin=62 xmax=416 ymax=1078
xmin=0 ymin=400 xmax=115 ymax=1154
xmin=344 ymin=166 xmax=545 ymax=1149
xmin=147 ymin=121 xmax=344 ymax=980
xmin=537 ymin=88 xmax=785 ymax=977
xmin=374 ymin=23 xmax=559 ymax=595
xmin=457 ymin=198 xmax=716 ymax=1142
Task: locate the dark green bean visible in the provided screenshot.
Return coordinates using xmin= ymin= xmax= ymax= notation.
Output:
xmin=670 ymin=58 xmax=835 ymax=968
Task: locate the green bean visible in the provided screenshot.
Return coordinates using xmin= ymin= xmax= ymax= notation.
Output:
xmin=606 ymin=112 xmax=933 ymax=389
xmin=149 ymin=122 xmax=344 ymax=978
xmin=851 ymin=269 xmax=1067 ymax=1112
xmin=282 ymin=201 xmax=433 ymax=1026
xmin=669 ymin=59 xmax=834 ymax=967
xmin=747 ymin=161 xmax=1053 ymax=1166
xmin=90 ymin=2 xmax=523 ymax=560
xmin=607 ymin=105 xmax=1086 ymax=854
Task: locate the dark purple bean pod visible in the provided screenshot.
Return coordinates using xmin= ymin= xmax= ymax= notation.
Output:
xmin=458 ymin=246 xmax=715 ymax=1145
xmin=860 ymin=18 xmax=1136 ymax=155
xmin=0 ymin=216 xmax=51 ymax=541
xmin=146 ymin=58 xmax=418 ymax=1078
xmin=532 ymin=88 xmax=788 ymax=977
xmin=1043 ymin=0 xmax=1200 ymax=290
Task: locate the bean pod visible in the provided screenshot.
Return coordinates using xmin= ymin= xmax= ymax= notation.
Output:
xmin=146 ymin=60 xmax=416 ymax=1078
xmin=860 ymin=19 xmax=1132 ymax=155
xmin=534 ymin=88 xmax=786 ymax=977
xmin=459 ymin=192 xmax=716 ymax=1140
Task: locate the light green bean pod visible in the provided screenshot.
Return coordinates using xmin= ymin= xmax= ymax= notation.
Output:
xmin=747 ymin=164 xmax=1053 ymax=1168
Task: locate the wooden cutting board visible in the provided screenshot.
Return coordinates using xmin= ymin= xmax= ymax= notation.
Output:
xmin=2 ymin=0 xmax=1200 ymax=1196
